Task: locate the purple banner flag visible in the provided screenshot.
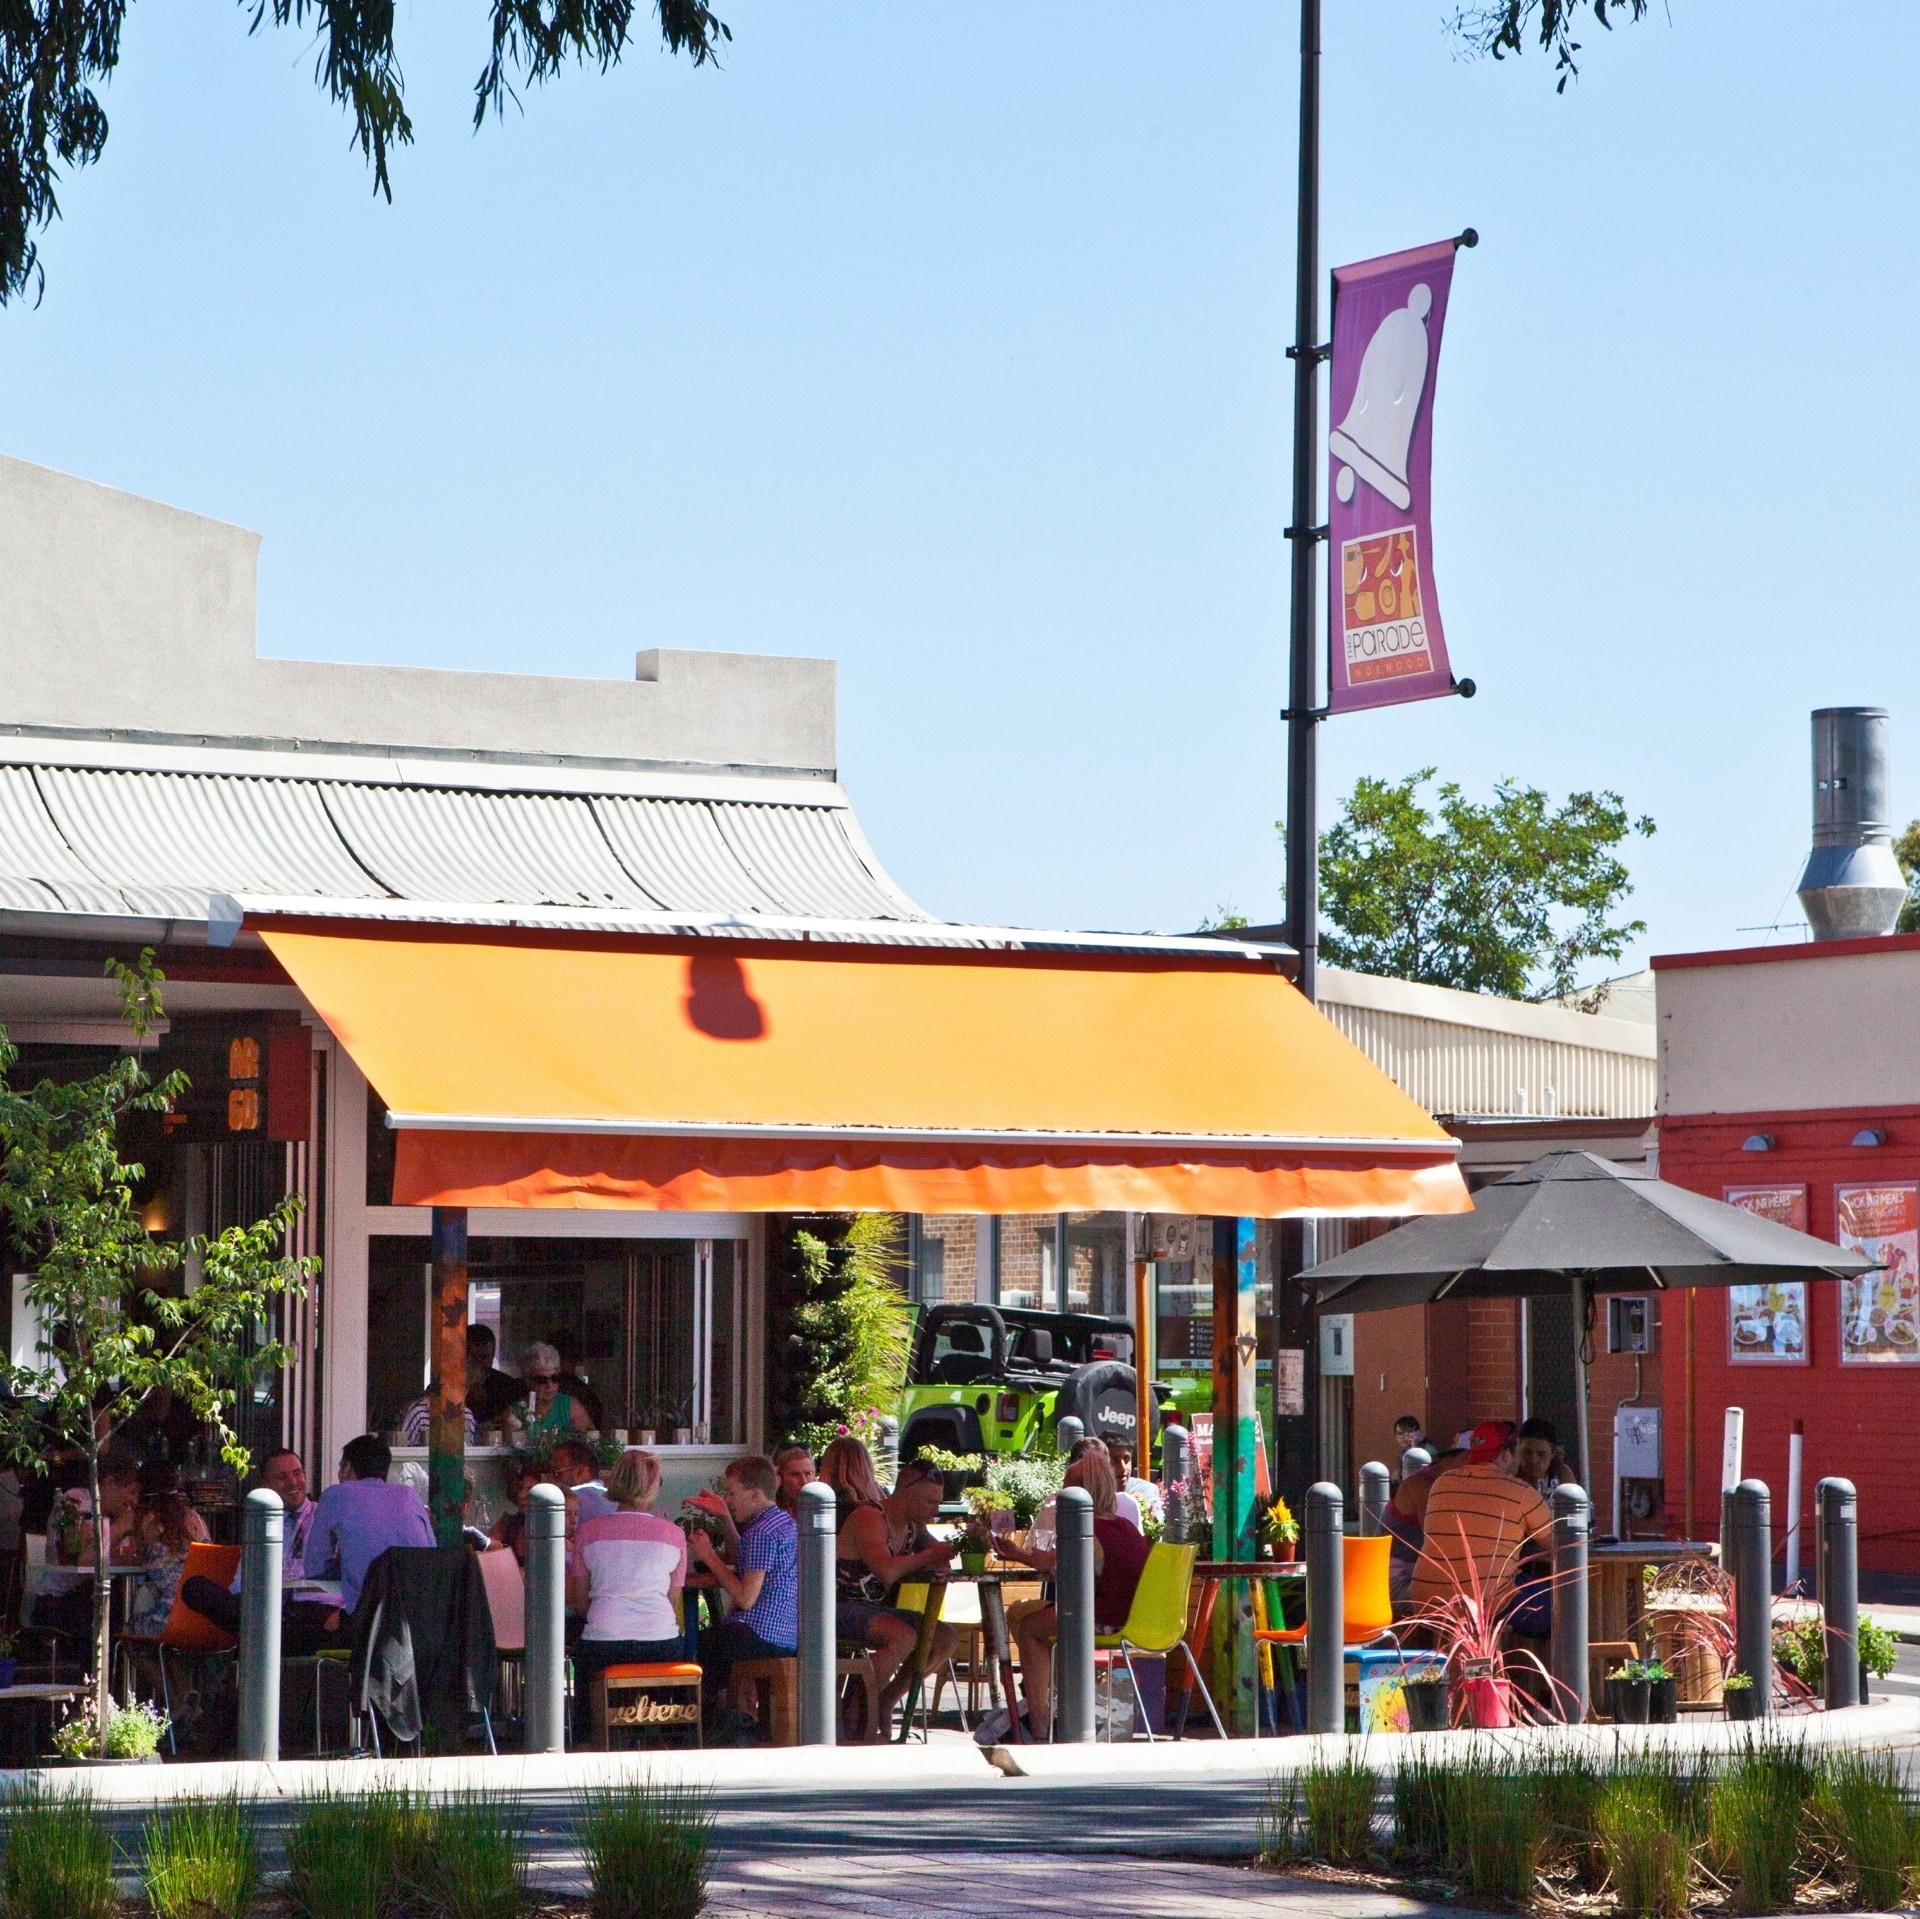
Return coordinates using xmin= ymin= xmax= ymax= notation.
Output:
xmin=1325 ymin=236 xmax=1467 ymax=715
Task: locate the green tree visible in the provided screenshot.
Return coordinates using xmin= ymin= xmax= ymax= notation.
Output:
xmin=1893 ymin=820 xmax=1920 ymax=933
xmin=0 ymin=951 xmax=316 ymax=1739
xmin=0 ymin=0 xmax=728 ymax=303
xmin=1316 ymin=768 xmax=1654 ymax=1003
xmin=1449 ymin=1 xmax=1650 ymax=90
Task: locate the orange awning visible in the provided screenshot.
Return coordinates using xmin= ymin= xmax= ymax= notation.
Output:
xmin=259 ymin=922 xmax=1468 ymax=1218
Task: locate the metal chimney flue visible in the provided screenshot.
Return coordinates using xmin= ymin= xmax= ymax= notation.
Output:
xmin=1796 ymin=707 xmax=1907 ymax=939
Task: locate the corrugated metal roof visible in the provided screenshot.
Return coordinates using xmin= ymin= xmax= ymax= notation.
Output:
xmin=321 ymin=785 xmax=659 ymax=909
xmin=0 ymin=768 xmax=130 ymax=915
xmin=716 ymin=803 xmax=925 ymax=921
xmin=592 ymin=798 xmax=782 ymax=915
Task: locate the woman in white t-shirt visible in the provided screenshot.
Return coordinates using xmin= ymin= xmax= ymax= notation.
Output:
xmin=565 ymin=1448 xmax=688 ymax=1703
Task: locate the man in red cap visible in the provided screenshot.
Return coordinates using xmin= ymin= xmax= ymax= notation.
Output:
xmin=1408 ymin=1419 xmax=1552 ymax=1626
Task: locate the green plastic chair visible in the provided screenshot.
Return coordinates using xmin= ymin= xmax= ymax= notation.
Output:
xmin=1093 ymin=1541 xmax=1226 ymax=1742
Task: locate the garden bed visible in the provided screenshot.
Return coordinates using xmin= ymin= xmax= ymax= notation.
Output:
xmin=1260 ymin=1737 xmax=1920 ymax=1916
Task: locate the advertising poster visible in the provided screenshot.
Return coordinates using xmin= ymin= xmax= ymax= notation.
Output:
xmin=1835 ymin=1183 xmax=1920 ymax=1365
xmin=1325 ymin=236 xmax=1467 ymax=714
xmin=1722 ymin=1186 xmax=1810 ymax=1364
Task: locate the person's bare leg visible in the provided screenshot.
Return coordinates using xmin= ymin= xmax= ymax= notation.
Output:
xmin=1015 ymin=1607 xmax=1057 ymax=1740
xmin=868 ymin=1615 xmax=918 ymax=1701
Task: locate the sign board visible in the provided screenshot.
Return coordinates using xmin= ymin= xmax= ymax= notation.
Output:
xmin=1835 ymin=1183 xmax=1920 ymax=1365
xmin=1318 ymin=1313 xmax=1355 ymax=1378
xmin=1723 ymin=1186 xmax=1810 ymax=1364
xmin=1273 ymin=1348 xmax=1306 ymax=1418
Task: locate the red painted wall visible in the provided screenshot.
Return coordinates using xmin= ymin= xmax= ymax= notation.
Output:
xmin=1659 ymin=1105 xmax=1920 ymax=1576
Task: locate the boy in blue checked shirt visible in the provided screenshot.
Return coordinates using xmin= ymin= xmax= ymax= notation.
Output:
xmin=688 ymin=1454 xmax=799 ymax=1714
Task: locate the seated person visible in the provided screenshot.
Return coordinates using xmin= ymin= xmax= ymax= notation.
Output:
xmin=566 ymin=1448 xmax=686 ymax=1733
xmin=399 ymin=1384 xmax=477 ymax=1447
xmin=121 ymin=1487 xmax=210 ymax=1639
xmin=772 ymin=1444 xmax=816 ymax=1516
xmin=37 ymin=1453 xmax=142 ymax=1641
xmin=550 ymin=1438 xmax=614 ymax=1523
xmin=297 ymin=1434 xmax=434 ymax=1641
xmin=1031 ymin=1437 xmax=1144 ymax=1541
xmin=465 ymin=1324 xmax=523 ymax=1430
xmin=1409 ymin=1421 xmax=1553 ymax=1635
xmin=180 ymin=1449 xmax=339 ymax=1649
xmin=814 ymin=1439 xmax=957 ymax=1716
xmin=1108 ymin=1443 xmax=1164 ymax=1526
xmin=488 ymin=1455 xmax=538 ymax=1562
xmin=1385 ymin=1446 xmax=1466 ymax=1606
xmin=1515 ymin=1417 xmax=1572 ymax=1497
xmin=1393 ymin=1415 xmax=1429 ymax=1479
xmin=506 ymin=1342 xmax=592 ymax=1438
xmin=687 ymin=1455 xmax=798 ymax=1706
xmin=990 ymin=1452 xmax=1151 ymax=1743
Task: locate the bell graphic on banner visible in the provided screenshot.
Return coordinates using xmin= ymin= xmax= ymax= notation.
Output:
xmin=1329 ymin=283 xmax=1433 ymax=512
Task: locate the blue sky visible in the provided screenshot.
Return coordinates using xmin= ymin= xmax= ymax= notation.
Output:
xmin=0 ymin=4 xmax=1911 ymax=970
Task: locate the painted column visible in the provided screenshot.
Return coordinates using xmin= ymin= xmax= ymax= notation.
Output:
xmin=1132 ymin=1215 xmax=1155 ymax=1474
xmin=429 ymin=1206 xmax=469 ymax=1550
xmin=1211 ymin=1216 xmax=1260 ymax=1735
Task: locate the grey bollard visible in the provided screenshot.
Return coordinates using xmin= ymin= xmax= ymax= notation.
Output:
xmin=1359 ymin=1462 xmax=1391 ymax=1537
xmin=876 ymin=1414 xmax=900 ymax=1487
xmin=1817 ymin=1477 xmax=1860 ymax=1711
xmin=798 ymin=1481 xmax=838 ymax=1745
xmin=1055 ymin=1486 xmax=1096 ymax=1743
xmin=1056 ymin=1415 xmax=1085 ymax=1455
xmin=1550 ymin=1483 xmax=1592 ymax=1723
xmin=1402 ymin=1446 xmax=1432 ymax=1474
xmin=1161 ymin=1424 xmax=1191 ymax=1544
xmin=1306 ymin=1482 xmax=1345 ymax=1734
xmin=237 ymin=1488 xmax=283 ymax=1762
xmin=524 ymin=1482 xmax=567 ymax=1751
xmin=1731 ymin=1478 xmax=1773 ymax=1715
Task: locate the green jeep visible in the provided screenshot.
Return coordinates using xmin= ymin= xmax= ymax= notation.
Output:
xmin=896 ymin=1302 xmax=1177 ymax=1463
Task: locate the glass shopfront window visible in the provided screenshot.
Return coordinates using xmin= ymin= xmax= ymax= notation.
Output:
xmin=366 ymin=1235 xmax=745 ymax=1444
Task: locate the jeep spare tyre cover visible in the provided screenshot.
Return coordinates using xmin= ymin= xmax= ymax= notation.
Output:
xmin=1055 ymin=1361 xmax=1155 ymax=1452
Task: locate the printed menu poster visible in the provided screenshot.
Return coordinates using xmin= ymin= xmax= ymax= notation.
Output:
xmin=1723 ymin=1186 xmax=1810 ymax=1364
xmin=1835 ymin=1183 xmax=1920 ymax=1365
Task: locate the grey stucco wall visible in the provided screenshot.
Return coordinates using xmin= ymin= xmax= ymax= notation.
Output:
xmin=0 ymin=454 xmax=836 ymax=774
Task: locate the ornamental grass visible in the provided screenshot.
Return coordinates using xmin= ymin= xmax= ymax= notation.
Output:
xmin=0 ymin=1783 xmax=116 ymax=1919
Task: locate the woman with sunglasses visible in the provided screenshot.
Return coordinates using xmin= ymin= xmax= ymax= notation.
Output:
xmin=511 ymin=1340 xmax=592 ymax=1437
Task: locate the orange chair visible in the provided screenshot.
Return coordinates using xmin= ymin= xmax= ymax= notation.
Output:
xmin=143 ymin=1543 xmax=241 ymax=1752
xmin=1254 ymin=1536 xmax=1395 ymax=1662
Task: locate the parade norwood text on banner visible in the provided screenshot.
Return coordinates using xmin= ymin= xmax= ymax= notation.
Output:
xmin=1325 ymin=235 xmax=1471 ymax=716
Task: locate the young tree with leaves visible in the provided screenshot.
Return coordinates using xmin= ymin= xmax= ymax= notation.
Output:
xmin=1449 ymin=0 xmax=1650 ymax=90
xmin=1315 ymin=768 xmax=1654 ymax=1004
xmin=0 ymin=951 xmax=316 ymax=1741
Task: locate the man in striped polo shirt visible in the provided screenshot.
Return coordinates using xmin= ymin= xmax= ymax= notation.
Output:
xmin=1409 ymin=1420 xmax=1553 ymax=1627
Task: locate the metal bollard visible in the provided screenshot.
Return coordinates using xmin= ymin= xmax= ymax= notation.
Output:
xmin=524 ymin=1483 xmax=567 ymax=1752
xmin=1817 ymin=1477 xmax=1860 ymax=1711
xmin=1161 ymin=1424 xmax=1191 ymax=1544
xmin=876 ymin=1414 xmax=900 ymax=1487
xmin=1402 ymin=1446 xmax=1432 ymax=1474
xmin=1358 ymin=1462 xmax=1391 ymax=1537
xmin=798 ymin=1481 xmax=838 ymax=1745
xmin=1056 ymin=1415 xmax=1085 ymax=1455
xmin=1731 ymin=1478 xmax=1773 ymax=1715
xmin=1550 ymin=1483 xmax=1592 ymax=1724
xmin=1306 ymin=1482 xmax=1345 ymax=1735
xmin=1055 ymin=1486 xmax=1096 ymax=1743
xmin=237 ymin=1488 xmax=283 ymax=1762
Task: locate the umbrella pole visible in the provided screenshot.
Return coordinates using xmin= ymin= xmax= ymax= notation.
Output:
xmin=1572 ymin=1273 xmax=1592 ymax=1497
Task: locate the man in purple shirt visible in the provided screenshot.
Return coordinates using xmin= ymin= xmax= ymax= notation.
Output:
xmin=305 ymin=1434 xmax=435 ymax=1615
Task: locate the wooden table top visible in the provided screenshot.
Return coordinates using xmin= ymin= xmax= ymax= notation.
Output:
xmin=1195 ymin=1560 xmax=1306 ymax=1579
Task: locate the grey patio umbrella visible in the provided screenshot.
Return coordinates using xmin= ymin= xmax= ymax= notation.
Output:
xmin=1301 ymin=1150 xmax=1876 ymax=1489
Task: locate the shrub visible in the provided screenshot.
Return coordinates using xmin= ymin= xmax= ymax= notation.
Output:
xmin=1708 ymin=1736 xmax=1817 ymax=1914
xmin=413 ymin=1795 xmax=524 ymax=1919
xmin=0 ymin=1783 xmax=116 ymax=1919
xmin=1828 ymin=1749 xmax=1916 ymax=1910
xmin=1299 ymin=1749 xmax=1377 ymax=1866
xmin=1595 ymin=1762 xmax=1697 ymax=1919
xmin=578 ymin=1781 xmax=714 ymax=1919
xmin=286 ymin=1789 xmax=524 ymax=1919
xmin=144 ymin=1794 xmax=260 ymax=1919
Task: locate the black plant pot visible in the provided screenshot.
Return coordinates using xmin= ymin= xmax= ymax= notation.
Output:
xmin=1649 ymin=1676 xmax=1678 ymax=1724
xmin=1608 ymin=1676 xmax=1651 ymax=1724
xmin=1725 ymin=1687 xmax=1759 ymax=1721
xmin=1860 ymin=1659 xmax=1871 ymax=1704
xmin=1404 ymin=1679 xmax=1451 ymax=1732
xmin=941 ymin=1469 xmax=968 ymax=1503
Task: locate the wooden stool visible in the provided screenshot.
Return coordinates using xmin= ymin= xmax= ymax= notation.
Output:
xmin=729 ymin=1658 xmax=797 ymax=1745
xmin=590 ymin=1662 xmax=704 ymax=1750
xmin=837 ymin=1652 xmax=881 ymax=1744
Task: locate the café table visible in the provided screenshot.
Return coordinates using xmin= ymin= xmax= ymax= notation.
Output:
xmin=894 ymin=1569 xmax=1022 ymax=1744
xmin=1588 ymin=1539 xmax=1719 ymax=1648
xmin=1192 ymin=1559 xmax=1306 ymax=1735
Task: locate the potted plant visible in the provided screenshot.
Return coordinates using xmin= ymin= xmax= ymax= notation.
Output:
xmin=1723 ymin=1671 xmax=1759 ymax=1721
xmin=918 ymin=1446 xmax=984 ymax=1505
xmin=1639 ymin=1657 xmax=1678 ymax=1724
xmin=984 ymin=1453 xmax=1065 ymax=1531
xmin=1403 ymin=1669 xmax=1450 ymax=1732
xmin=1260 ymin=1496 xmax=1299 ymax=1564
xmin=1607 ymin=1661 xmax=1651 ymax=1724
xmin=960 ymin=1486 xmax=1012 ymax=1573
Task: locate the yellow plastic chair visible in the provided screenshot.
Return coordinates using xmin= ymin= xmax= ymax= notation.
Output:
xmin=1093 ymin=1542 xmax=1225 ymax=1743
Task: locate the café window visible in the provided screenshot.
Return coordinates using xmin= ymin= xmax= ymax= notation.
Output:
xmin=367 ymin=1235 xmax=746 ymax=1444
